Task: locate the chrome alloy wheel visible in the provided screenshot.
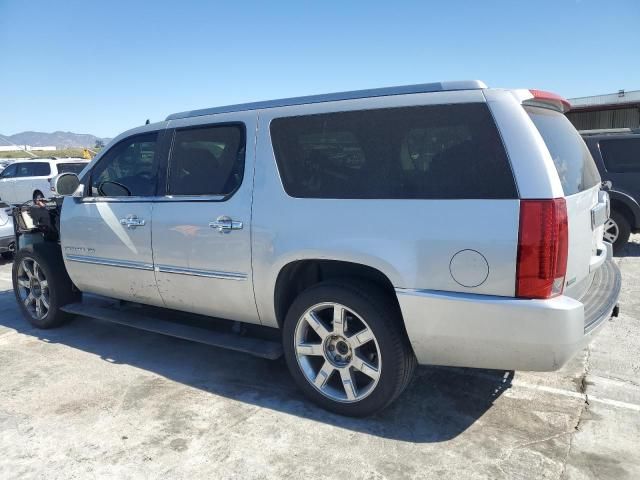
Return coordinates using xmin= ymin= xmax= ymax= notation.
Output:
xmin=294 ymin=302 xmax=381 ymax=403
xmin=16 ymin=258 xmax=50 ymax=320
xmin=604 ymin=218 xmax=619 ymax=244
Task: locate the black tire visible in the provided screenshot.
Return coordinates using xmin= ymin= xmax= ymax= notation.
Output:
xmin=12 ymin=244 xmax=79 ymax=329
xmin=608 ymin=210 xmax=631 ymax=255
xmin=33 ymin=190 xmax=45 ymax=202
xmin=282 ymin=280 xmax=416 ymax=417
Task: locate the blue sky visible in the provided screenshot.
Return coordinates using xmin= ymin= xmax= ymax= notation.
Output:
xmin=1 ymin=0 xmax=638 ymax=138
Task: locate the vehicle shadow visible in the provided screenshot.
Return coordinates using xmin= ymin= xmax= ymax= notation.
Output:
xmin=0 ymin=288 xmax=513 ymax=443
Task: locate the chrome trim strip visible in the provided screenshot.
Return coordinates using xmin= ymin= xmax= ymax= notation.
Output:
xmin=155 ymin=264 xmax=247 ymax=281
xmin=65 ymin=255 xmax=154 ymax=271
xmin=80 ymin=194 xmax=228 ymax=203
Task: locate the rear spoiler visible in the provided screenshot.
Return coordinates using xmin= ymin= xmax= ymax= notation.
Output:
xmin=522 ymin=89 xmax=571 ymax=113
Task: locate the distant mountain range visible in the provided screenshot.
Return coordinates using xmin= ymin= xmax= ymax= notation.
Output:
xmin=0 ymin=131 xmax=112 ymax=149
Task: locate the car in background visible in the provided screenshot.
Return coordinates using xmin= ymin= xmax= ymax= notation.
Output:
xmin=0 ymin=202 xmax=15 ymax=259
xmin=0 ymin=158 xmax=89 ymax=205
xmin=581 ymin=129 xmax=640 ymax=253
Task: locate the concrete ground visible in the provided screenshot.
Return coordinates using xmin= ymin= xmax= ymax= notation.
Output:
xmin=0 ymin=238 xmax=639 ymax=479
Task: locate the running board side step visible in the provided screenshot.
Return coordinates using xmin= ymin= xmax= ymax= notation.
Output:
xmin=60 ymin=302 xmax=283 ymax=360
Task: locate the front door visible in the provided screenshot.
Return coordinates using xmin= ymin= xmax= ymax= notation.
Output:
xmin=60 ymin=129 xmax=165 ymax=306
xmin=0 ymin=163 xmax=18 ymax=204
xmin=152 ymin=112 xmax=259 ymax=324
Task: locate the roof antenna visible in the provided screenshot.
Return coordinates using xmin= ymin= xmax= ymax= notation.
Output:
xmin=145 ymin=119 xmax=150 ymax=125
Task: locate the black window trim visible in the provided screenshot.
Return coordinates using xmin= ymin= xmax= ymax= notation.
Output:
xmin=84 ymin=131 xmax=163 ymax=202
xmin=162 ymin=121 xmax=247 ymax=202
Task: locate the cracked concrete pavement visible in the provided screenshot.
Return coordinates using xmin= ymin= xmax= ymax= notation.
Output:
xmin=0 ymin=237 xmax=639 ymax=479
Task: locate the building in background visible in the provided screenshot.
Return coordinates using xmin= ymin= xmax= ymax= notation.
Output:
xmin=567 ymin=89 xmax=640 ymax=131
xmin=0 ymin=145 xmax=56 ymax=152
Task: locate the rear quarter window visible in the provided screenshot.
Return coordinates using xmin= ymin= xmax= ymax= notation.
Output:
xmin=525 ymin=106 xmax=600 ymax=195
xmin=57 ymin=163 xmax=87 ymax=174
xmin=270 ymin=103 xmax=517 ymax=199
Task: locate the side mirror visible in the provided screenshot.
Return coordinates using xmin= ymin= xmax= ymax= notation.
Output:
xmin=51 ymin=173 xmax=81 ymax=196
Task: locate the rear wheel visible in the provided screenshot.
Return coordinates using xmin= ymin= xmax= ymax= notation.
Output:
xmin=283 ymin=281 xmax=416 ymax=417
xmin=604 ymin=210 xmax=631 ymax=255
xmin=12 ymin=245 xmax=79 ymax=328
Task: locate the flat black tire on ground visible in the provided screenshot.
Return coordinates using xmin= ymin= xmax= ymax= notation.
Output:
xmin=282 ymin=280 xmax=416 ymax=417
xmin=12 ymin=244 xmax=79 ymax=329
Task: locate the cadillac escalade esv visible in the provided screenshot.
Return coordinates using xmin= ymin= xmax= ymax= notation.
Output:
xmin=12 ymin=81 xmax=621 ymax=416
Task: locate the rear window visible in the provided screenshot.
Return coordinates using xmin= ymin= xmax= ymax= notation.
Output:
xmin=168 ymin=124 xmax=245 ymax=196
xmin=270 ymin=104 xmax=517 ymax=199
xmin=525 ymin=106 xmax=600 ymax=195
xmin=599 ymin=137 xmax=640 ymax=173
xmin=57 ymin=162 xmax=87 ymax=174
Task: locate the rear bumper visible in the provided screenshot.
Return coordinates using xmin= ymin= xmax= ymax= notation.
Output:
xmin=397 ymin=259 xmax=621 ymax=371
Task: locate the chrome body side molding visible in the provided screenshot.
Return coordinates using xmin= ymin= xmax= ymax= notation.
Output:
xmin=65 ymin=255 xmax=154 ymax=271
xmin=155 ymin=265 xmax=247 ymax=281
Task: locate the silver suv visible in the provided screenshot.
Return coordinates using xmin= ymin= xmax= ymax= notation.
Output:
xmin=12 ymin=81 xmax=621 ymax=416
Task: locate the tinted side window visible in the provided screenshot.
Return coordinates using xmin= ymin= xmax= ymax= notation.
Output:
xmin=168 ymin=124 xmax=245 ymax=196
xmin=57 ymin=163 xmax=87 ymax=174
xmin=599 ymin=138 xmax=640 ymax=173
xmin=90 ymin=132 xmax=158 ymax=197
xmin=0 ymin=164 xmax=17 ymax=178
xmin=270 ymin=104 xmax=516 ymax=199
xmin=525 ymin=106 xmax=600 ymax=195
xmin=31 ymin=162 xmax=51 ymax=176
xmin=15 ymin=163 xmax=32 ymax=177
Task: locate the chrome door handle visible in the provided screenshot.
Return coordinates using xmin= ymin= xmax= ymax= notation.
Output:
xmin=209 ymin=216 xmax=243 ymax=233
xmin=119 ymin=215 xmax=146 ymax=229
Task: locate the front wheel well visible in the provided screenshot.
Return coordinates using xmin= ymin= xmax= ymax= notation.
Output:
xmin=274 ymin=259 xmax=399 ymax=329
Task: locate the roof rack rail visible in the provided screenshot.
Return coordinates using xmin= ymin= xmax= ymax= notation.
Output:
xmin=166 ymin=80 xmax=488 ymax=121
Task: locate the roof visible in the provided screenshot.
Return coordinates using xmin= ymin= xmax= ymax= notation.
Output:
xmin=166 ymin=80 xmax=488 ymax=121
xmin=569 ymin=90 xmax=640 ymax=109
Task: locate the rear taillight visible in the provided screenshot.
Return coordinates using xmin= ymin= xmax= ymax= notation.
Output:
xmin=516 ymin=199 xmax=568 ymax=299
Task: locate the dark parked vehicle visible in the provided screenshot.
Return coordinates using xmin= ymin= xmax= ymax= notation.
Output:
xmin=581 ymin=129 xmax=640 ymax=253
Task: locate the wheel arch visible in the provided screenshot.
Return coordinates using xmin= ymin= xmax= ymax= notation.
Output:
xmin=273 ymin=258 xmax=401 ymax=329
xmin=609 ymin=190 xmax=640 ymax=230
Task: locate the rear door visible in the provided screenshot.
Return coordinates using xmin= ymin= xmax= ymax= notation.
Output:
xmin=151 ymin=112 xmax=259 ymax=324
xmin=21 ymin=161 xmax=52 ymax=200
xmin=525 ymin=106 xmax=605 ymax=298
xmin=60 ymin=130 xmax=166 ymax=305
xmin=598 ymin=136 xmax=640 ymax=201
